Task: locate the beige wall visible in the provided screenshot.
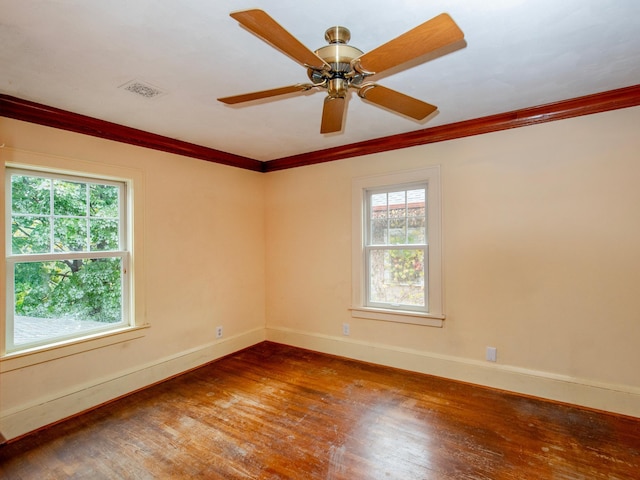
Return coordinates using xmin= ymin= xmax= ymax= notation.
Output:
xmin=2 ymin=105 xmax=640 ymax=440
xmin=0 ymin=118 xmax=266 ymax=439
xmin=265 ymin=106 xmax=640 ymax=413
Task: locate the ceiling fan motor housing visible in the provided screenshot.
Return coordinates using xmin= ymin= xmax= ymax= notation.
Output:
xmin=308 ymin=26 xmax=365 ymax=97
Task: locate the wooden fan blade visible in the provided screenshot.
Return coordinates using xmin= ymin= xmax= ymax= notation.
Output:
xmin=359 ymin=85 xmax=436 ymax=120
xmin=320 ymin=96 xmax=346 ymax=134
xmin=356 ymin=13 xmax=464 ymax=75
xmin=230 ymin=9 xmax=329 ymax=70
xmin=218 ymin=84 xmax=314 ymax=105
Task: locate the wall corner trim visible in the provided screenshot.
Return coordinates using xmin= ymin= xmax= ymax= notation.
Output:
xmin=264 ymin=84 xmax=640 ymax=171
xmin=2 ymin=84 xmax=639 ymax=173
xmin=0 ymin=94 xmax=264 ymax=172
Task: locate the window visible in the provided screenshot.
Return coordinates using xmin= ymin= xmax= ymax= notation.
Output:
xmin=5 ymin=168 xmax=130 ymax=353
xmin=366 ymin=184 xmax=427 ymax=310
xmin=352 ymin=167 xmax=443 ymax=326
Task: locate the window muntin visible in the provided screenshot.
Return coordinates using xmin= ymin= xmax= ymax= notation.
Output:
xmin=365 ymin=183 xmax=428 ymax=312
xmin=6 ymin=169 xmax=129 ymax=353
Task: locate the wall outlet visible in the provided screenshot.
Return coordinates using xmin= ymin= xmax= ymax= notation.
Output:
xmin=342 ymin=323 xmax=350 ymax=336
xmin=486 ymin=346 xmax=497 ymax=362
xmin=215 ymin=326 xmax=223 ymax=339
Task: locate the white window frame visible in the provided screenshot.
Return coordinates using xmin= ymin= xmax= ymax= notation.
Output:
xmin=1 ymin=150 xmax=147 ymax=372
xmin=351 ymin=166 xmax=444 ymax=327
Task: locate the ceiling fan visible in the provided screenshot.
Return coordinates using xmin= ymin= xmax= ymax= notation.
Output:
xmin=218 ymin=9 xmax=464 ymax=134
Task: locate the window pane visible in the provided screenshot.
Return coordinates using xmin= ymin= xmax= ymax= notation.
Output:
xmin=389 ymin=217 xmax=406 ymax=244
xmin=369 ymin=249 xmax=425 ymax=307
xmin=370 ymin=192 xmax=388 ymax=208
xmin=407 ymin=188 xmax=425 ymax=204
xmin=370 ymin=193 xmax=388 ymax=244
xmin=90 ymin=218 xmax=119 ymax=251
xmin=54 ymin=179 xmax=87 ymax=216
xmin=407 ymin=188 xmax=426 ymax=244
xmin=12 ymin=216 xmax=51 ymax=254
xmin=388 ymin=190 xmax=407 ymax=245
xmin=13 ymin=258 xmax=123 ymax=346
xmin=371 ymin=218 xmax=388 ymax=244
xmin=388 ymin=190 xmax=406 ymax=207
xmin=11 ymin=174 xmax=51 ymax=215
xmin=54 ymin=218 xmax=88 ymax=252
xmin=407 ymin=215 xmax=426 ymax=244
xmin=90 ymin=184 xmax=119 ymax=218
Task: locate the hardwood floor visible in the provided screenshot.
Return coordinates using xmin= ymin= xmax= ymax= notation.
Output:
xmin=1 ymin=342 xmax=639 ymax=479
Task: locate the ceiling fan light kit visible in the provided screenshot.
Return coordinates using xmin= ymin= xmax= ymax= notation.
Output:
xmin=218 ymin=9 xmax=464 ymax=134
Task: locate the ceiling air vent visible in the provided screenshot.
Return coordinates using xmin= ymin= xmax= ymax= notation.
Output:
xmin=119 ymin=80 xmax=166 ymax=99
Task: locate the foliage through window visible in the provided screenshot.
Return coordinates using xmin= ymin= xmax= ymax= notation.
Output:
xmin=366 ymin=184 xmax=428 ymax=311
xmin=6 ymin=169 xmax=129 ymax=352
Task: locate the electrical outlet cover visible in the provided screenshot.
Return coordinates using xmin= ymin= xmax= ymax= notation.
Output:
xmin=486 ymin=346 xmax=497 ymax=362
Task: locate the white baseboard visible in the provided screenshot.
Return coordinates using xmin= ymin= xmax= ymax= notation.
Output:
xmin=266 ymin=327 xmax=640 ymax=419
xmin=1 ymin=327 xmax=265 ymax=441
xmin=4 ymin=325 xmax=638 ymax=442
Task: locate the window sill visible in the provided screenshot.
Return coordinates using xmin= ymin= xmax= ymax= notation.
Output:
xmin=0 ymin=324 xmax=149 ymax=373
xmin=350 ymin=307 xmax=445 ymax=327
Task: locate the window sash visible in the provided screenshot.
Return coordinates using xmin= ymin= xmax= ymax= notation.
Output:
xmin=364 ymin=245 xmax=428 ymax=312
xmin=6 ymin=254 xmax=129 ymax=352
xmin=8 ymin=169 xmax=126 ymax=255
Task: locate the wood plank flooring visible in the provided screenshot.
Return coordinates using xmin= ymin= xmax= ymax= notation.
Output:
xmin=1 ymin=341 xmax=639 ymax=479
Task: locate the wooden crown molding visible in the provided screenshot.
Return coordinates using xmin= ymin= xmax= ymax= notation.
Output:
xmin=2 ymin=84 xmax=639 ymax=173
xmin=0 ymin=94 xmax=264 ymax=172
xmin=264 ymin=84 xmax=640 ymax=172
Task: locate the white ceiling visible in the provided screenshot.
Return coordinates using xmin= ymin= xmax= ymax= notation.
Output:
xmin=1 ymin=0 xmax=639 ymax=161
